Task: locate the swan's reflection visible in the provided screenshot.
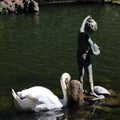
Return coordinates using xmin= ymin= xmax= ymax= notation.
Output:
xmin=35 ymin=108 xmax=65 ymax=120
xmin=11 ymin=104 xmax=107 ymax=120
xmin=12 ymin=108 xmax=66 ymax=120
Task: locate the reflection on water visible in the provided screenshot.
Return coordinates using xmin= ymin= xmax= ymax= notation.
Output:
xmin=0 ymin=3 xmax=120 ymax=120
xmin=10 ymin=109 xmax=65 ymax=120
xmin=35 ymin=109 xmax=65 ymax=120
xmin=7 ymin=105 xmax=117 ymax=120
xmin=7 ymin=107 xmax=94 ymax=120
xmin=1 ymin=104 xmax=120 ymax=120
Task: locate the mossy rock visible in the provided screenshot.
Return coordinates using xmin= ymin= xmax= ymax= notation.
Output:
xmin=84 ymin=89 xmax=120 ymax=107
xmin=67 ymin=80 xmax=120 ymax=107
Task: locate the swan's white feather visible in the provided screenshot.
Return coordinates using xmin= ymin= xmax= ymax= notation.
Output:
xmin=12 ymin=73 xmax=71 ymax=111
xmin=94 ymin=86 xmax=110 ymax=95
xmin=17 ymin=86 xmax=63 ymax=110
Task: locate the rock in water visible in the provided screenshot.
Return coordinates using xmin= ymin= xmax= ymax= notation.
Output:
xmin=67 ymin=80 xmax=84 ymax=105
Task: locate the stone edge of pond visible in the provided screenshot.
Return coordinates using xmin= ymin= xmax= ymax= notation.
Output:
xmin=41 ymin=0 xmax=120 ymax=6
xmin=0 ymin=0 xmax=120 ymax=15
xmin=104 ymin=0 xmax=120 ymax=5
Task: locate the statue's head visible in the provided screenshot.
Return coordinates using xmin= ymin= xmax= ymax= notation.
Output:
xmin=85 ymin=18 xmax=98 ymax=32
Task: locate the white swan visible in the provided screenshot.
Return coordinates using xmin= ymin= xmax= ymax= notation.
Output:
xmin=94 ymin=86 xmax=111 ymax=96
xmin=12 ymin=73 xmax=71 ymax=112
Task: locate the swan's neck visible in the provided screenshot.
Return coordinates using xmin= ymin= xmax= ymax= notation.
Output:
xmin=60 ymin=79 xmax=68 ymax=106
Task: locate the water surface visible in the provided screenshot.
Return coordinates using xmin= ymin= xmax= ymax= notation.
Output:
xmin=0 ymin=3 xmax=120 ymax=120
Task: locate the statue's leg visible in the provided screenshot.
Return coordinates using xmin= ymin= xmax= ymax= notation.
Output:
xmin=87 ymin=64 xmax=94 ymax=92
xmin=87 ymin=64 xmax=100 ymax=97
xmin=77 ymin=55 xmax=85 ymax=92
xmin=78 ymin=66 xmax=84 ymax=92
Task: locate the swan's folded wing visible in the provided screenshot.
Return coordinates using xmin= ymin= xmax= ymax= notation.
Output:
xmin=16 ymin=86 xmax=62 ymax=108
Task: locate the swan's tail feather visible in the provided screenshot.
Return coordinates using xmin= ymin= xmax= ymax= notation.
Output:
xmin=12 ymin=89 xmax=20 ymax=100
xmin=12 ymin=89 xmax=24 ymax=110
xmin=12 ymin=89 xmax=23 ymax=104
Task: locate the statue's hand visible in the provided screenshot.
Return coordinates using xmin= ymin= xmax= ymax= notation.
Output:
xmin=86 ymin=15 xmax=92 ymax=20
xmin=80 ymin=15 xmax=92 ymax=32
xmin=82 ymin=53 xmax=87 ymax=60
xmin=93 ymin=43 xmax=100 ymax=52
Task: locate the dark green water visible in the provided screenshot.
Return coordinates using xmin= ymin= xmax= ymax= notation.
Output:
xmin=0 ymin=3 xmax=120 ymax=120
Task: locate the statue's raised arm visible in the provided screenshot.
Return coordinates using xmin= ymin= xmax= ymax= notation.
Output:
xmin=80 ymin=15 xmax=92 ymax=33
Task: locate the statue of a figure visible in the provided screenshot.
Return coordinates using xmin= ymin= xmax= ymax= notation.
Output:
xmin=77 ymin=15 xmax=101 ymax=98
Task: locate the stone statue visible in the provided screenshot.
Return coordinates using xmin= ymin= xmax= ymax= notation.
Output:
xmin=77 ymin=15 xmax=101 ymax=98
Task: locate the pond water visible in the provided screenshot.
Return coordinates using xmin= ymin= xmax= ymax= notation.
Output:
xmin=0 ymin=3 xmax=120 ymax=120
